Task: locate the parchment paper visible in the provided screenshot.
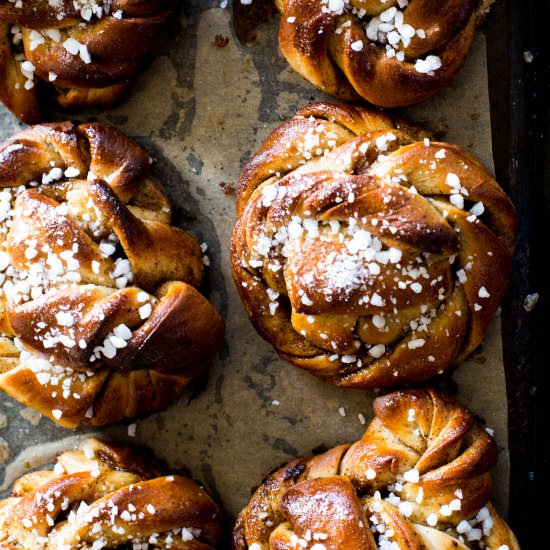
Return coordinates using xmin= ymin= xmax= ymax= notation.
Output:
xmin=0 ymin=0 xmax=510 ymax=530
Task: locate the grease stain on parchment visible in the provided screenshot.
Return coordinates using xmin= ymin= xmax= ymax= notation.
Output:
xmin=106 ymin=56 xmax=191 ymax=137
xmin=276 ymin=91 xmax=304 ymax=119
xmin=189 ymin=8 xmax=261 ymax=183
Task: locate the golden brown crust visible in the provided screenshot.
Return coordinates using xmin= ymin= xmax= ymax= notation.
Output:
xmin=0 ymin=122 xmax=224 ymax=427
xmin=276 ymin=0 xmax=493 ymax=107
xmin=231 ymin=102 xmax=517 ymax=388
xmin=232 ymin=388 xmax=520 ymax=550
xmin=0 ymin=0 xmax=178 ymax=123
xmin=0 ymin=438 xmax=223 ymax=549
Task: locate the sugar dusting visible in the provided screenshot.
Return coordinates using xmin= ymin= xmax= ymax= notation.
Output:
xmin=0 ymin=434 xmax=100 ymax=491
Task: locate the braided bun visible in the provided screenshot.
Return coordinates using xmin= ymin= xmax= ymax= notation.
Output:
xmin=0 ymin=438 xmax=223 ymax=549
xmin=276 ymin=0 xmax=493 ymax=106
xmin=233 ymin=388 xmax=519 ymax=550
xmin=0 ymin=121 xmax=224 ymax=427
xmin=0 ymin=0 xmax=178 ymax=122
xmin=232 ymin=102 xmax=516 ymax=388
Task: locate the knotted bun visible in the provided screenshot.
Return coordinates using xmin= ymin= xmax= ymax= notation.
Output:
xmin=233 ymin=388 xmax=520 ymax=550
xmin=0 ymin=0 xmax=178 ymax=122
xmin=276 ymin=0 xmax=493 ymax=106
xmin=0 ymin=121 xmax=224 ymax=427
xmin=0 ymin=438 xmax=223 ymax=549
xmin=232 ymin=102 xmax=516 ymax=388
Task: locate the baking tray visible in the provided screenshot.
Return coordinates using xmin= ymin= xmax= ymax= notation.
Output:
xmin=489 ymin=0 xmax=549 ymax=545
xmin=0 ymin=0 xmax=547 ymax=547
xmin=233 ymin=2 xmax=550 ymax=545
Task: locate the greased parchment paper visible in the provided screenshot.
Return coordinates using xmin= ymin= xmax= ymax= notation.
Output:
xmin=0 ymin=0 xmax=509 ymax=524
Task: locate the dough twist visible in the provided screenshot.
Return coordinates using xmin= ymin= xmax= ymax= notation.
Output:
xmin=232 ymin=102 xmax=516 ymax=388
xmin=276 ymin=0 xmax=492 ymax=106
xmin=0 ymin=438 xmax=223 ymax=549
xmin=0 ymin=121 xmax=224 ymax=427
xmin=233 ymin=388 xmax=520 ymax=550
xmin=0 ymin=0 xmax=178 ymax=122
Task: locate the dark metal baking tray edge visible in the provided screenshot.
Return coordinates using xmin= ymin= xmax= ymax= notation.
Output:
xmin=488 ymin=0 xmax=550 ymax=545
